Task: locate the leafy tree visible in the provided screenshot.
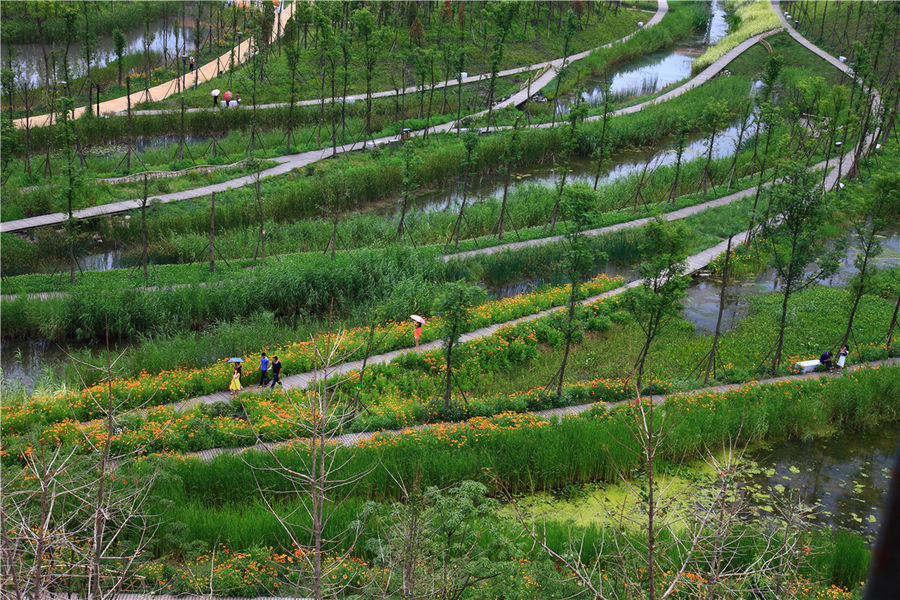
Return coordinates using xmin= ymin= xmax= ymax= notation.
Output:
xmin=591 ymin=76 xmax=613 ymax=192
xmin=840 ymin=173 xmax=900 ymax=348
xmin=409 ymin=15 xmax=425 ymax=47
xmin=113 ymin=28 xmax=126 ymax=87
xmin=548 ymin=98 xmax=588 ymax=233
xmin=550 ymin=10 xmax=579 ymax=128
xmin=369 ymin=481 xmax=505 ymax=599
xmin=451 ymin=132 xmax=480 ymax=249
xmin=496 ymin=118 xmax=522 ymax=240
xmin=759 ymin=166 xmax=844 ymax=375
xmin=667 ymin=115 xmax=690 ymax=203
xmin=623 ymin=219 xmax=690 ymax=389
xmin=353 ymin=7 xmax=377 ymax=145
xmin=484 ymin=1 xmax=518 ymax=126
xmin=434 ymin=282 xmax=485 ymax=408
xmin=57 ymin=96 xmax=82 ymax=283
xmin=556 ymin=184 xmax=602 ymax=398
xmin=699 ymin=99 xmax=729 ymax=198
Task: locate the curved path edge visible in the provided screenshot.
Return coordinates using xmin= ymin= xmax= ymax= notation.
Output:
xmin=177 ymin=357 xmax=900 ymax=463
xmin=12 ymin=3 xmax=296 ymax=129
xmin=2 ymin=1 xmax=670 ymax=234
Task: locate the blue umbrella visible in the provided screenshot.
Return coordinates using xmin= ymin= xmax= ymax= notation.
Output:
xmin=227 ymin=357 xmax=245 ymax=363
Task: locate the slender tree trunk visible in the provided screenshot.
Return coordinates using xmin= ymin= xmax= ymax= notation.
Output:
xmin=209 ymin=192 xmax=216 ymax=273
xmin=443 ymin=329 xmax=456 ymax=408
xmin=704 ymin=235 xmax=732 ymax=384
xmin=141 ymin=175 xmax=149 ymax=279
xmin=886 ymin=295 xmax=900 ymax=349
xmin=557 ymin=282 xmax=578 ymax=397
xmin=771 ymin=274 xmax=794 ymax=375
xmin=498 ymin=166 xmax=511 ymax=240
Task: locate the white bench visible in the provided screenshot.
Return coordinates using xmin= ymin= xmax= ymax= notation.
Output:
xmin=794 ymin=359 xmax=820 ymax=374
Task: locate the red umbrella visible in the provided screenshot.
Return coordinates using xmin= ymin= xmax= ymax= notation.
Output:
xmin=223 ymin=91 xmax=233 ymax=102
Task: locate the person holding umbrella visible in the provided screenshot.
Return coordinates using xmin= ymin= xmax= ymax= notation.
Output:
xmin=411 ymin=315 xmax=425 ymax=349
xmin=211 ymin=88 xmax=220 ymax=108
xmin=228 ymin=357 xmax=244 ymax=398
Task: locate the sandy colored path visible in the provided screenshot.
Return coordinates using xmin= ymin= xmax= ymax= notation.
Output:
xmin=11 ymin=2 xmax=295 ymax=129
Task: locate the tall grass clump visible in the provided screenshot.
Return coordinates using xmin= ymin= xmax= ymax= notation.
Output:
xmin=131 ymin=365 xmax=900 ymax=508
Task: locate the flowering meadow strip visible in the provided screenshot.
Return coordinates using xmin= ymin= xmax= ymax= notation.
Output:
xmin=136 ymin=545 xmax=376 ymax=596
xmin=4 ymin=307 xmax=661 ymax=460
xmin=1 ymin=275 xmax=623 ymax=434
xmin=141 ymin=364 xmax=899 ymax=507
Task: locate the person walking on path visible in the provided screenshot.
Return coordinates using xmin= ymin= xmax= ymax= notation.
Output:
xmin=259 ymin=352 xmax=269 ymax=386
xmin=189 ymin=55 xmax=195 ymax=72
xmin=837 ymin=345 xmax=849 ymax=371
xmin=411 ymin=315 xmax=425 ymax=349
xmin=270 ymin=356 xmax=282 ymax=388
xmin=229 ymin=363 xmax=243 ymax=398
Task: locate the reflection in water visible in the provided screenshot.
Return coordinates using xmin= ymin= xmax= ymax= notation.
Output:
xmin=408 ymin=115 xmax=753 ymax=216
xmin=0 ymin=338 xmax=68 ymax=393
xmin=486 ymin=261 xmax=637 ymax=300
xmin=681 ymin=227 xmax=900 ymax=333
xmin=745 ymin=422 xmax=900 ymax=538
xmin=556 ymin=0 xmax=729 ymax=117
xmin=4 ymin=16 xmax=199 ymax=88
xmin=556 ymin=50 xmax=696 ymax=116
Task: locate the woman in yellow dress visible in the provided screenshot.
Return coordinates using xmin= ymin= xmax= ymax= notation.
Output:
xmin=229 ymin=363 xmax=243 ymax=398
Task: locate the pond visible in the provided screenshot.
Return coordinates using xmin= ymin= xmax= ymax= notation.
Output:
xmin=402 ymin=112 xmax=754 ymax=216
xmin=0 ymin=4 xmax=219 ymax=89
xmin=500 ymin=422 xmax=900 ymax=539
xmin=681 ymin=226 xmax=900 ymax=333
xmin=555 ymin=0 xmax=729 ymax=116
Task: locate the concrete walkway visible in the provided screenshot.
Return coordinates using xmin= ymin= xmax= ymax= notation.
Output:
xmin=11 ymin=3 xmax=295 ymax=129
xmin=113 ymin=2 xmax=668 ymax=119
xmin=180 ymin=357 xmax=899 ymax=463
xmin=157 ymin=230 xmax=749 ymax=415
xmin=110 ymin=127 xmax=856 ymax=419
xmin=1 ymin=1 xmax=671 ymax=234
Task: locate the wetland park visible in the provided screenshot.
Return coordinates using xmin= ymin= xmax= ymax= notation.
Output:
xmin=1 ymin=1 xmax=899 ymax=598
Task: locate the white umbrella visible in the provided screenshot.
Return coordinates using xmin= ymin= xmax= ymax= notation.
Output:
xmin=211 ymin=88 xmax=221 ymax=97
xmin=410 ymin=314 xmax=426 ymax=324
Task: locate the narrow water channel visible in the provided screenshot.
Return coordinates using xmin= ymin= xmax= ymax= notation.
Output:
xmin=681 ymin=227 xmax=900 ymax=333
xmin=555 ymin=0 xmax=729 ymax=116
xmin=3 ymin=11 xmax=201 ymax=88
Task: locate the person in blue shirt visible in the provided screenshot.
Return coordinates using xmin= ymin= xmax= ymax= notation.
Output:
xmin=270 ymin=356 xmax=283 ymax=388
xmin=259 ymin=353 xmax=269 ymax=386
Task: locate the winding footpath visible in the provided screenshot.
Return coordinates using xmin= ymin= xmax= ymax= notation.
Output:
xmin=10 ymin=2 xmax=872 ymax=236
xmin=140 ymin=129 xmax=858 ymax=418
xmin=11 ymin=3 xmax=295 ymax=130
xmin=182 ymin=357 xmax=900 ymax=463
xmin=114 ymin=3 xmax=667 ymax=119
xmin=1 ymin=1 xmax=670 ymax=234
